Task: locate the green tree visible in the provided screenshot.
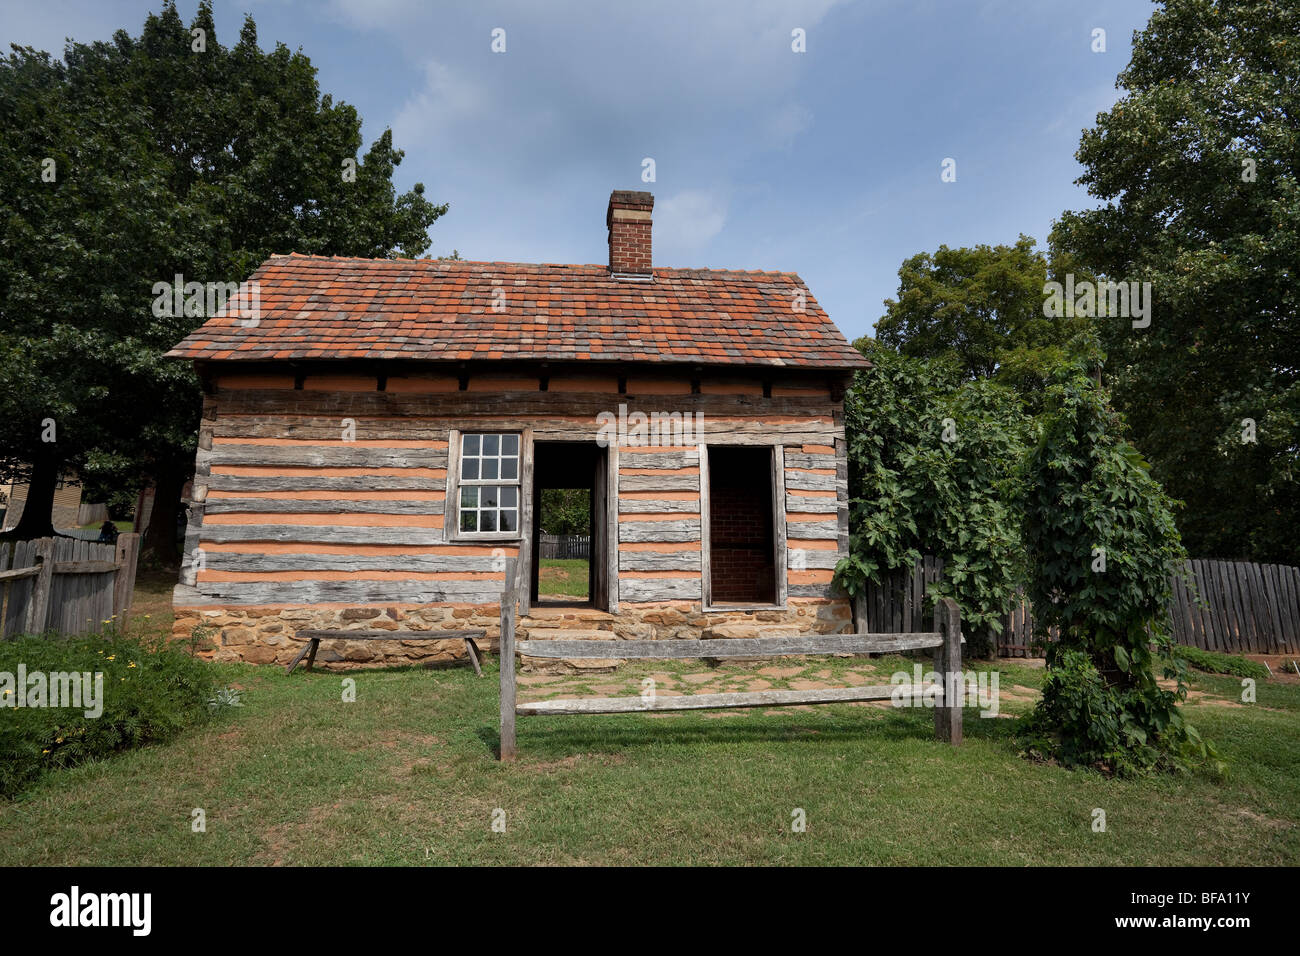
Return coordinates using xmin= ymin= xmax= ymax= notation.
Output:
xmin=875 ymin=237 xmax=1092 ymax=406
xmin=0 ymin=1 xmax=447 ymax=559
xmin=541 ymin=488 xmax=591 ymax=535
xmin=1018 ymin=347 xmax=1211 ymax=774
xmin=834 ymin=339 xmax=1030 ymax=655
xmin=1051 ymin=0 xmax=1300 ymax=563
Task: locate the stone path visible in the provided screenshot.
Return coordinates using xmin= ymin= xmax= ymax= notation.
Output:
xmin=517 ymin=658 xmax=923 ymax=709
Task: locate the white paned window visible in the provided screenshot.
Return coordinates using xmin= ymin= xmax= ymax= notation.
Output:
xmin=457 ymin=432 xmax=521 ymax=535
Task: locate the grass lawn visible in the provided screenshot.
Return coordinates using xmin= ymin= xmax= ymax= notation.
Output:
xmin=77 ymin=520 xmax=134 ymax=532
xmin=2 ymin=634 xmax=1297 ymax=865
xmin=129 ymin=568 xmax=177 ymax=627
xmin=538 ymin=558 xmax=589 ymax=598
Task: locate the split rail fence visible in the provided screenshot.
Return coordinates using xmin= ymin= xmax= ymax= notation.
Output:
xmin=0 ymin=534 xmax=141 ymax=638
xmin=498 ymin=555 xmax=964 ymax=761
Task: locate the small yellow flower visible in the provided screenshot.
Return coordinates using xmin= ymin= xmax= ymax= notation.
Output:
xmin=55 ymin=737 xmax=63 ymax=743
xmin=42 ymin=749 xmax=49 ymax=754
xmin=107 ymin=655 xmax=116 ymax=661
xmin=128 ymin=662 xmax=137 ymax=669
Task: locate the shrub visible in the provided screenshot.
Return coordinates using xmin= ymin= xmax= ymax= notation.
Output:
xmin=1018 ymin=347 xmax=1218 ymax=775
xmin=1174 ymin=646 xmax=1269 ymax=681
xmin=1020 ymin=649 xmax=1197 ymax=775
xmin=0 ymin=629 xmax=217 ymax=798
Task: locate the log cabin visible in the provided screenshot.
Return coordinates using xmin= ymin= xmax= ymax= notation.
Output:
xmin=166 ymin=190 xmax=869 ymax=668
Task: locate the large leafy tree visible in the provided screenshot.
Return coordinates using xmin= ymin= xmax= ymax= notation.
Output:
xmin=0 ymin=1 xmax=447 ymax=559
xmin=541 ymin=489 xmax=592 ymax=535
xmin=1051 ymin=0 xmax=1299 ymax=563
xmin=874 ymin=237 xmax=1092 ymax=406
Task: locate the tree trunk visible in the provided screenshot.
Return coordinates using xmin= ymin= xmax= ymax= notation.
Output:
xmin=1092 ymin=651 xmax=1140 ymax=692
xmin=2 ymin=452 xmax=59 ymax=540
xmin=141 ymin=467 xmax=185 ymax=568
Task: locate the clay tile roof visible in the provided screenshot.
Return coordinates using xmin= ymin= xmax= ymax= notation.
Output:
xmin=166 ymin=254 xmax=869 ymax=370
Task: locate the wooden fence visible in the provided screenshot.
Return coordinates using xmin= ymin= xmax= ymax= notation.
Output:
xmin=857 ymin=556 xmax=1300 ymax=658
xmin=0 ymin=534 xmax=140 ymax=638
xmin=539 ymin=533 xmax=590 ymax=560
xmin=500 ymin=551 xmax=965 ymax=761
xmin=998 ymin=592 xmax=1057 ymax=659
xmin=854 ymin=556 xmax=946 ymax=634
xmin=1167 ymin=559 xmax=1300 ymax=656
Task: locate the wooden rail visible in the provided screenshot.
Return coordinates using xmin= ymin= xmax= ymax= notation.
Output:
xmin=516 ymin=634 xmax=954 ymax=659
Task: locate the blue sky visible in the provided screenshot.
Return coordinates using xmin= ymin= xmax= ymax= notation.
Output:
xmin=2 ymin=0 xmax=1156 ymax=342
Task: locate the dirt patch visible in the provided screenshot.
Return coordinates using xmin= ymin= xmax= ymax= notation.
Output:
xmin=997 ymin=685 xmax=1041 ymax=703
xmin=1219 ymin=804 xmax=1293 ymax=831
xmin=758 ymin=666 xmax=805 ymax=678
xmin=1248 ymin=654 xmax=1300 ymax=684
xmin=256 ymin=802 xmax=345 ymax=866
xmin=525 ymin=753 xmax=626 ymax=772
xmin=1183 ymin=688 xmax=1245 ymax=708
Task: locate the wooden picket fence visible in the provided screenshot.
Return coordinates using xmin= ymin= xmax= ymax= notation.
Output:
xmin=539 ymin=533 xmax=590 ymax=560
xmin=855 ymin=556 xmax=946 ymax=634
xmin=858 ymin=556 xmax=1300 ymax=658
xmin=998 ymin=592 xmax=1056 ymax=658
xmin=1167 ymin=559 xmax=1300 ymax=656
xmin=0 ymin=534 xmax=141 ymax=638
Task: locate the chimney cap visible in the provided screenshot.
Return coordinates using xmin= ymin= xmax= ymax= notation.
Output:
xmin=608 ymin=189 xmax=654 ymax=208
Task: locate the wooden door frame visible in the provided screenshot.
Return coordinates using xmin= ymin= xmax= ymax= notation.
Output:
xmin=699 ymin=442 xmax=786 ymax=611
xmin=528 ymin=438 xmax=617 ymax=613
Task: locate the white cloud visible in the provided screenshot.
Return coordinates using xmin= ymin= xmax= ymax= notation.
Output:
xmin=655 ymin=190 xmax=728 ymax=253
xmin=391 ymin=59 xmax=490 ymax=148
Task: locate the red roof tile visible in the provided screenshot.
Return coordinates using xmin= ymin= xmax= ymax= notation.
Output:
xmin=166 ymin=254 xmax=868 ymax=370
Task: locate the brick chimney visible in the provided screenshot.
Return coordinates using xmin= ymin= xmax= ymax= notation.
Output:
xmin=607 ymin=190 xmax=654 ymax=276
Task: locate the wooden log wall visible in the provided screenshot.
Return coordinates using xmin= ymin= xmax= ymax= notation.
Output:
xmin=176 ymin=370 xmax=851 ymax=610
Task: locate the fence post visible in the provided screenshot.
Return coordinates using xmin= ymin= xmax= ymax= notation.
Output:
xmin=25 ymin=538 xmax=55 ymax=635
xmin=517 ymin=532 xmax=531 ymax=619
xmin=113 ymin=532 xmax=141 ymax=624
xmin=851 ymin=594 xmax=868 ymax=635
xmin=500 ymin=557 xmax=518 ymax=761
xmin=934 ymin=598 xmax=963 ymax=746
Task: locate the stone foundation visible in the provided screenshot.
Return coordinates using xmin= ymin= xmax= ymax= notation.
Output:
xmin=171 ymin=598 xmax=853 ymax=671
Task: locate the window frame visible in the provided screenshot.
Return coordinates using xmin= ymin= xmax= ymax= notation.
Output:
xmin=446 ymin=429 xmax=525 ymax=542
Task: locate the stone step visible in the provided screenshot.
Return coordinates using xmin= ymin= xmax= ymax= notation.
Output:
xmin=704 ymin=623 xmax=803 ymax=641
xmin=703 ymin=623 xmax=817 ymax=663
xmin=518 ymin=628 xmax=616 ymax=642
xmin=522 ymin=607 xmax=616 ymax=624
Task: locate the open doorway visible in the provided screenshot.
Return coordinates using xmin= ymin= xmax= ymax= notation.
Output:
xmin=531 ymin=441 xmax=610 ymax=609
xmin=706 ymin=446 xmax=777 ymax=605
